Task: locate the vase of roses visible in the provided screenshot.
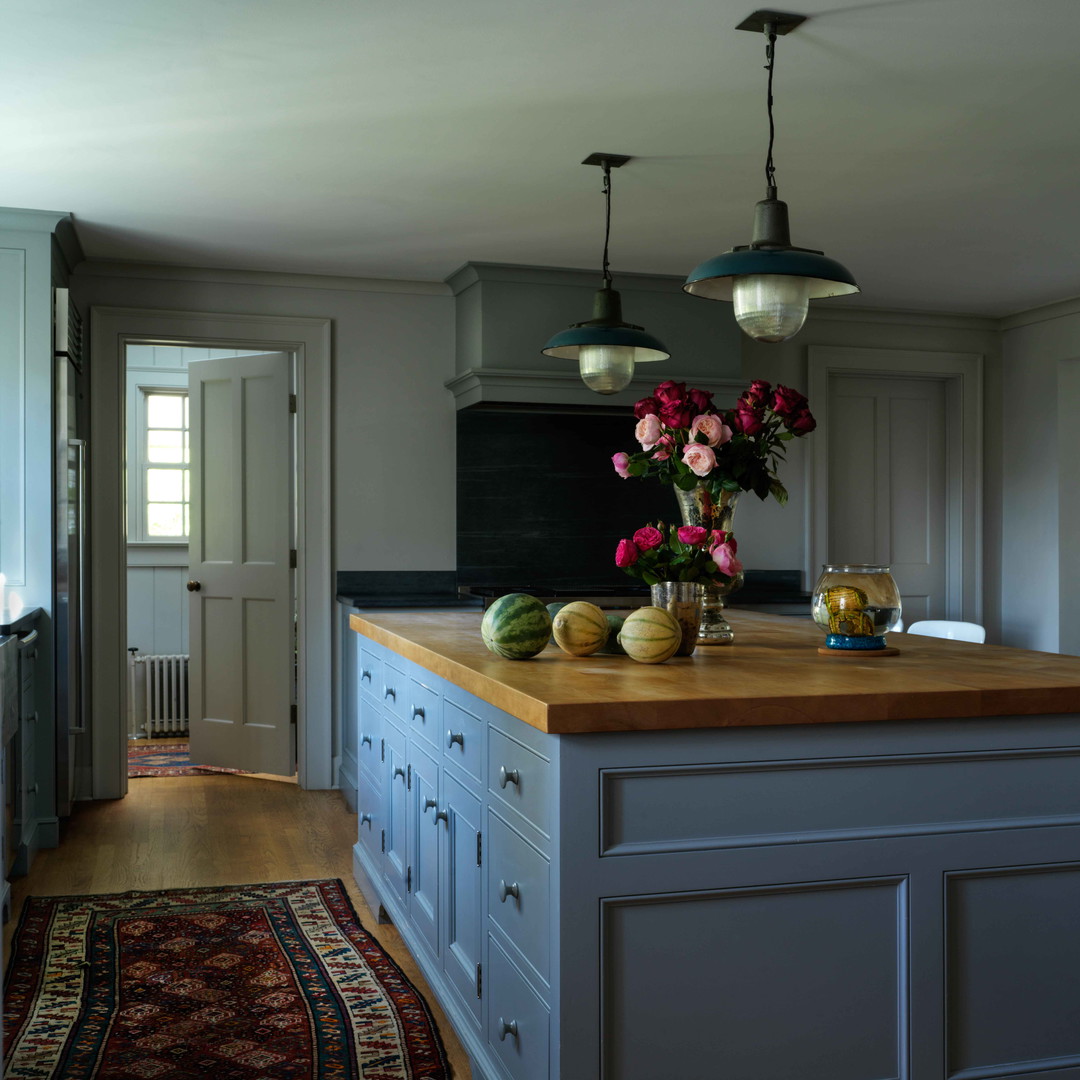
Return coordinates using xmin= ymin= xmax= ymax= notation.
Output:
xmin=615 ymin=523 xmax=739 ymax=656
xmin=612 ymin=377 xmax=815 ymax=645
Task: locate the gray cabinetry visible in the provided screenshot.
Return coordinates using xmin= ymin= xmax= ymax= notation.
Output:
xmin=352 ymin=633 xmax=1080 ymax=1079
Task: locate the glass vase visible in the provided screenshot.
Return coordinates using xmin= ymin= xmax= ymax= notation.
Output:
xmin=811 ymin=564 xmax=902 ymax=650
xmin=649 ymin=581 xmax=704 ymax=656
xmin=674 ymin=484 xmax=743 ymax=646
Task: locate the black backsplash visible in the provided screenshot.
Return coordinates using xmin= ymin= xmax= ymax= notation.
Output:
xmin=457 ymin=405 xmax=675 ymax=589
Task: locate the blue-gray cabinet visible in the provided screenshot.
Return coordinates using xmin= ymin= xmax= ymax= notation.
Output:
xmin=351 ymin=629 xmax=1080 ymax=1080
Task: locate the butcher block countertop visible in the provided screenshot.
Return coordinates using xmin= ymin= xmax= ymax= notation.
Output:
xmin=350 ymin=609 xmax=1080 ymax=735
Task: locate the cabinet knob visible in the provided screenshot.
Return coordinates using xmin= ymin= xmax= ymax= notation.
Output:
xmin=447 ymin=730 xmax=464 ymax=750
xmin=434 ymin=809 xmax=448 ymax=825
xmin=186 ymin=580 xmax=201 ymax=592
xmin=498 ymin=766 xmax=521 ymax=788
xmin=28 ymin=783 xmax=38 ymax=795
xmin=384 ymin=686 xmax=396 ymax=701
xmin=393 ymin=766 xmax=406 ymax=781
xmin=361 ymin=668 xmax=372 ymax=682
xmin=411 ymin=705 xmax=425 ymax=721
xmin=360 ymin=813 xmax=373 ymax=827
xmin=423 ymin=798 xmax=438 ymax=813
xmin=498 ymin=879 xmax=520 ymax=904
xmin=360 ymin=734 xmax=373 ymax=748
xmin=498 ymin=1018 xmax=518 ymax=1041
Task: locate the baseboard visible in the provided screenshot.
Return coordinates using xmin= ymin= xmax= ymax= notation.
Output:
xmin=338 ymin=749 xmax=358 ymax=812
xmin=36 ymin=817 xmax=59 ymax=848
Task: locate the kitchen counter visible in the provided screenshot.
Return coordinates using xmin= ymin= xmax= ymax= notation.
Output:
xmin=349 ymin=609 xmax=1080 ymax=733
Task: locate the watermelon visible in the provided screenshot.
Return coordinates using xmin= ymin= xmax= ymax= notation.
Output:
xmin=598 ymin=614 xmax=627 ymax=654
xmin=546 ymin=602 xmax=569 ymax=644
xmin=552 ymin=601 xmax=609 ymax=656
xmin=618 ymin=606 xmax=682 ymax=664
xmin=481 ymin=593 xmax=552 ymax=660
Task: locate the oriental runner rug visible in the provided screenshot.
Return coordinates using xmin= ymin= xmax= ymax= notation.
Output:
xmin=127 ymin=742 xmax=250 ymax=778
xmin=3 ymin=879 xmax=450 ymax=1079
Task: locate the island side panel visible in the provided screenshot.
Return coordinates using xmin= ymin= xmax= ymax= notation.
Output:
xmin=554 ymin=716 xmax=1080 ymax=1080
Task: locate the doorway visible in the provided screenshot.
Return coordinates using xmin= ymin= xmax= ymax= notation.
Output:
xmin=88 ymin=309 xmax=332 ymax=801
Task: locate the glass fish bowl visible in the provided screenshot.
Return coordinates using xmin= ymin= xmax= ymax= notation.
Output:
xmin=811 ymin=564 xmax=902 ymax=651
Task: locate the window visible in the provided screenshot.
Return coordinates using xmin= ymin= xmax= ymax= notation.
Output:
xmin=139 ymin=389 xmax=190 ymax=540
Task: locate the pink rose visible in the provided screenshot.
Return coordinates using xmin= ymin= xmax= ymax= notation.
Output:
xmin=612 ymin=451 xmax=633 ymax=479
xmin=651 ymin=435 xmax=675 ymax=461
xmin=712 ymin=541 xmax=743 ymax=578
xmin=744 ymin=379 xmax=772 ymax=405
xmin=690 ymin=413 xmax=733 ymax=448
xmin=687 ymin=387 xmax=714 ymax=414
xmin=772 ymin=384 xmax=808 ymax=419
xmin=659 ymin=400 xmax=696 ymax=429
xmin=709 ymin=529 xmax=730 ymax=549
xmin=789 ymin=407 xmax=816 ymax=435
xmin=615 ymin=539 xmax=640 ymax=568
xmin=733 ymin=401 xmax=765 ymax=435
xmin=634 ymin=414 xmax=662 ymax=450
xmin=653 ymin=380 xmax=687 ymax=406
xmin=633 ymin=526 xmax=664 ymax=551
xmin=633 ymin=396 xmax=659 ymax=419
xmin=677 ymin=525 xmax=708 ymax=546
xmin=682 ymin=442 xmax=716 ymax=477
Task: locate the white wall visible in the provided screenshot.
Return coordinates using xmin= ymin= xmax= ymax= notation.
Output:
xmin=73 ymin=264 xmax=459 ymax=573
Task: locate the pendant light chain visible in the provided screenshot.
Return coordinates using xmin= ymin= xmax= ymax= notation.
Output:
xmin=601 ymin=160 xmax=613 ymax=288
xmin=764 ymin=23 xmax=778 ymax=199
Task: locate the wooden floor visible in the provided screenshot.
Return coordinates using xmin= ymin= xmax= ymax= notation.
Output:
xmin=3 ymin=773 xmax=472 ymax=1079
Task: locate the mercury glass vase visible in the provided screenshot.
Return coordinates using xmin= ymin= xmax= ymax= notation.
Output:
xmin=674 ymin=484 xmax=743 ymax=646
xmin=811 ymin=564 xmax=902 ymax=650
xmin=649 ymin=581 xmax=704 ymax=656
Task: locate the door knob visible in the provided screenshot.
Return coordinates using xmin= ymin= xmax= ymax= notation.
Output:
xmin=447 ymin=730 xmax=464 ymax=749
xmin=498 ymin=1018 xmax=518 ymax=1041
xmin=186 ymin=580 xmax=201 ymax=592
xmin=499 ymin=766 xmax=520 ymax=788
xmin=498 ymin=880 xmax=520 ymax=903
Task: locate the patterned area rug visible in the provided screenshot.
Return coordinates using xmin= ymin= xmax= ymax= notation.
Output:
xmin=128 ymin=742 xmax=250 ymax=778
xmin=3 ymin=879 xmax=450 ymax=1079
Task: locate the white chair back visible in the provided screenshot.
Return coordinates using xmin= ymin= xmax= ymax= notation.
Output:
xmin=906 ymin=620 xmax=986 ymax=643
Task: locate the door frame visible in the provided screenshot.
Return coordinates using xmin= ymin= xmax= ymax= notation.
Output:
xmin=89 ymin=307 xmax=332 ymax=798
xmin=807 ymin=345 xmax=984 ymax=624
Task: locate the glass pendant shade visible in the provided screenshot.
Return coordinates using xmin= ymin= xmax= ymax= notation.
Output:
xmin=732 ymin=273 xmax=811 ymax=342
xmin=577 ymin=344 xmax=636 ymax=394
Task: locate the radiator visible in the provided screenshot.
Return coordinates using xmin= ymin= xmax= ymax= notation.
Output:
xmin=130 ymin=654 xmax=189 ymax=735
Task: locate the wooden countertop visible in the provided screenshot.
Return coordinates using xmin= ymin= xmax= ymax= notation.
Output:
xmin=350 ymin=610 xmax=1080 ymax=734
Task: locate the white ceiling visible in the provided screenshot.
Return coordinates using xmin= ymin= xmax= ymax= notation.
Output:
xmin=6 ymin=0 xmax=1080 ymax=316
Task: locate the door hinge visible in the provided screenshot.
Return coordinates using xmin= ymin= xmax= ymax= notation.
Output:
xmin=476 ymin=962 xmax=482 ymax=999
xmin=407 ymin=865 xmax=412 ymax=892
xmin=289 ymin=549 xmax=297 ymax=569
xmin=381 ymin=829 xmax=385 ymax=853
xmin=476 ymin=830 xmax=482 ymax=867
xmin=381 ymin=738 xmax=385 ymax=762
xmin=288 ymin=393 xmax=297 ymax=414
xmin=407 ymin=763 xmax=412 ymax=790
xmin=290 ymin=703 xmax=297 ymax=725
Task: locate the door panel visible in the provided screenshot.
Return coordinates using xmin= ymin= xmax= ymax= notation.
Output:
xmin=188 ymin=353 xmax=293 ymax=775
xmin=410 ymin=743 xmax=440 ymax=958
xmin=383 ymin=721 xmax=409 ymax=905
xmin=827 ymin=374 xmax=947 ymax=622
xmin=443 ymin=768 xmax=483 ymax=1025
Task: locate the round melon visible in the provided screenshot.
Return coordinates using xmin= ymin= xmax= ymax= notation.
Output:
xmin=598 ymin=614 xmax=627 ymax=655
xmin=618 ymin=606 xmax=682 ymax=664
xmin=481 ymin=593 xmax=552 ymax=660
xmin=552 ymin=601 xmax=609 ymax=656
xmin=546 ymin=602 xmax=569 ymax=643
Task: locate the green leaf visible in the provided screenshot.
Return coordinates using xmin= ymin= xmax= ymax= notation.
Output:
xmin=628 ymin=461 xmax=647 ymax=476
xmin=770 ymin=480 xmax=789 ymax=506
xmin=676 ymin=473 xmax=699 ymax=491
xmin=642 ymin=570 xmax=660 ymax=586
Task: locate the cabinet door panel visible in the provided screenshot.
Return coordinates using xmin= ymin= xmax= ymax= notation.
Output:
xmin=443 ymin=768 xmax=483 ymax=1025
xmin=383 ymin=722 xmax=409 ymax=905
xmin=487 ymin=935 xmax=550 ymax=1080
xmin=357 ymin=769 xmax=382 ymax=865
xmin=410 ymin=742 xmax=440 ymax=958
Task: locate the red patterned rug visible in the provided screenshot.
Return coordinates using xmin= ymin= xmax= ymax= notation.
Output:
xmin=128 ymin=742 xmax=250 ymax=778
xmin=3 ymin=879 xmax=449 ymax=1079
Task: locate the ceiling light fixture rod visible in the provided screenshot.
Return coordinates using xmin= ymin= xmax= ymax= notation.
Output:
xmin=581 ymin=152 xmax=630 ymax=289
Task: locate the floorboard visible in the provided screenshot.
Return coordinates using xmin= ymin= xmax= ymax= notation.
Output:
xmin=3 ymin=774 xmax=472 ymax=1079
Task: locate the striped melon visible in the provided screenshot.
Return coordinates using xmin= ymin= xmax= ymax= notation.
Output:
xmin=546 ymin=602 xmax=569 ymax=644
xmin=552 ymin=601 xmax=609 ymax=657
xmin=618 ymin=606 xmax=682 ymax=664
xmin=598 ymin=614 xmax=627 ymax=655
xmin=481 ymin=593 xmax=552 ymax=660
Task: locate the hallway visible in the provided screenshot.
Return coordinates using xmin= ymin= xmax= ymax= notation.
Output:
xmin=3 ymin=775 xmax=471 ymax=1077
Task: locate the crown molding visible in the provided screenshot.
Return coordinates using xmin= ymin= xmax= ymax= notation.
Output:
xmin=999 ymin=295 xmax=1080 ymax=331
xmin=445 ymin=260 xmax=688 ymax=296
xmin=0 ymin=206 xmax=70 ymax=233
xmin=74 ymin=259 xmax=451 ymax=297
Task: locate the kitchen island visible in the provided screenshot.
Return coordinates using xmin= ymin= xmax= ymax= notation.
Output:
xmin=350 ymin=609 xmax=1080 ymax=1080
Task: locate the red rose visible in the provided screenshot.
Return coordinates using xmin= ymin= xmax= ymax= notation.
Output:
xmin=709 ymin=529 xmax=730 ymax=548
xmin=653 ymin=380 xmax=687 ymax=406
xmin=744 ymin=379 xmax=772 ymax=405
xmin=772 ymin=384 xmax=807 ymax=419
xmin=633 ymin=396 xmax=659 ymax=419
xmin=687 ymin=387 xmax=714 ymax=414
xmin=659 ymin=399 xmax=696 ymax=429
xmin=677 ymin=525 xmax=708 ymax=546
xmin=632 ymin=526 xmax=664 ymax=551
xmin=789 ymin=407 xmax=816 ymax=435
xmin=615 ymin=539 xmax=640 ymax=568
xmin=733 ymin=401 xmax=765 ymax=435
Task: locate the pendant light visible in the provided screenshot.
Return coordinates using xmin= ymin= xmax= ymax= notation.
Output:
xmin=542 ymin=153 xmax=669 ymax=394
xmin=684 ymin=10 xmax=859 ymax=342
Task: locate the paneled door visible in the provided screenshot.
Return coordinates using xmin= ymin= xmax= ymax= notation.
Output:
xmin=826 ymin=374 xmax=948 ymax=623
xmin=187 ymin=353 xmax=294 ymax=776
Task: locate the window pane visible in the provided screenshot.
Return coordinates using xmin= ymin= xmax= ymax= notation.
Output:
xmin=147 ymin=429 xmax=184 ymax=463
xmin=148 ymin=503 xmax=184 ymax=536
xmin=147 ymin=468 xmax=184 ymax=502
xmin=147 ymin=394 xmax=184 ymax=428
xmin=184 ymin=505 xmax=190 ymax=536
xmin=183 ymin=430 xmax=190 ymax=464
